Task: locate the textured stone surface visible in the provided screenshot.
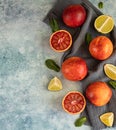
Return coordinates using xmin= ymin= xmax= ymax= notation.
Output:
xmin=0 ymin=0 xmax=116 ymax=130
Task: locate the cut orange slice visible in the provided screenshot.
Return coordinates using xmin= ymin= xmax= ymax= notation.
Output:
xmin=50 ymin=30 xmax=72 ymax=52
xmin=62 ymin=91 xmax=86 ymax=115
xmin=94 ymin=15 xmax=114 ymax=34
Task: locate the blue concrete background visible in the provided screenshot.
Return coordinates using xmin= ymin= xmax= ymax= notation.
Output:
xmin=0 ymin=0 xmax=116 ymax=130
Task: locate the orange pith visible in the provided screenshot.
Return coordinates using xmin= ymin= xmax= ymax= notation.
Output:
xmin=50 ymin=30 xmax=72 ymax=52
xmin=62 ymin=91 xmax=86 ymax=115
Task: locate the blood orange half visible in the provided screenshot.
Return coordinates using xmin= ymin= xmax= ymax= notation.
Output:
xmin=50 ymin=30 xmax=72 ymax=52
xmin=62 ymin=91 xmax=86 ymax=115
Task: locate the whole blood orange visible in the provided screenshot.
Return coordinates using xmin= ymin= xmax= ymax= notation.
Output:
xmin=86 ymin=81 xmax=112 ymax=106
xmin=61 ymin=57 xmax=88 ymax=81
xmin=89 ymin=36 xmax=113 ymax=60
xmin=62 ymin=4 xmax=86 ymax=27
xmin=62 ymin=91 xmax=86 ymax=114
xmin=50 ymin=30 xmax=72 ymax=52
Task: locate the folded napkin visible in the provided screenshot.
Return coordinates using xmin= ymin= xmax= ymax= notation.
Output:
xmin=43 ymin=0 xmax=116 ymax=130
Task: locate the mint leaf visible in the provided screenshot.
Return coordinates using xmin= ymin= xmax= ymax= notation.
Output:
xmin=85 ymin=33 xmax=92 ymax=45
xmin=98 ymin=2 xmax=104 ymax=9
xmin=108 ymin=80 xmax=116 ymax=89
xmin=49 ymin=17 xmax=60 ymax=32
xmin=45 ymin=59 xmax=60 ymax=72
xmin=74 ymin=117 xmax=87 ymax=127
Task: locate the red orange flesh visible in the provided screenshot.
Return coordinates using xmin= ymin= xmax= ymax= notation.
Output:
xmin=62 ymin=91 xmax=86 ymax=114
xmin=50 ymin=30 xmax=72 ymax=52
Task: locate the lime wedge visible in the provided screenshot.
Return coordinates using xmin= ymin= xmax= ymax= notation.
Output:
xmin=104 ymin=64 xmax=116 ymax=80
xmin=48 ymin=77 xmax=62 ymax=91
xmin=100 ymin=112 xmax=114 ymax=127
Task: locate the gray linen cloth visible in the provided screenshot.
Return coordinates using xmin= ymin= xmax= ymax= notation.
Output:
xmin=43 ymin=0 xmax=116 ymax=130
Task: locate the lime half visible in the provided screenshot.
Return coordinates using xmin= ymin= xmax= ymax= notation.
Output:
xmin=94 ymin=15 xmax=114 ymax=34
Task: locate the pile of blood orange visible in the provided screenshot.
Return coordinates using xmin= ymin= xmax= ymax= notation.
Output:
xmin=48 ymin=3 xmax=114 ymax=116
